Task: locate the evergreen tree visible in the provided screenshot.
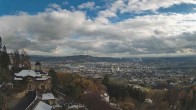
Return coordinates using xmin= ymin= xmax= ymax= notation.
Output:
xmin=0 ymin=36 xmax=2 ymax=50
xmin=0 ymin=36 xmax=3 ymax=66
xmin=0 ymin=38 xmax=10 ymax=82
xmin=48 ymin=68 xmax=57 ymax=89
xmin=102 ymin=74 xmax=110 ymax=85
xmin=63 ymin=83 xmax=82 ymax=97
xmin=10 ymin=50 xmax=21 ymax=73
xmin=1 ymin=46 xmax=10 ymax=68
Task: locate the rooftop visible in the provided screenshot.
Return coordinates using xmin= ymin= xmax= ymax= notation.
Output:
xmin=15 ymin=70 xmax=42 ymax=78
xmin=14 ymin=77 xmax=23 ymax=80
xmin=34 ymin=101 xmax=52 ymax=110
xmin=36 ymin=76 xmax=51 ymax=81
xmin=41 ymin=93 xmax=55 ymax=100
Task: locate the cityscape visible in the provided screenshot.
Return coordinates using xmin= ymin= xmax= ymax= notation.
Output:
xmin=31 ymin=55 xmax=196 ymax=89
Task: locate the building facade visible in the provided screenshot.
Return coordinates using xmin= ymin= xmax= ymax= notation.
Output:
xmin=14 ymin=62 xmax=52 ymax=92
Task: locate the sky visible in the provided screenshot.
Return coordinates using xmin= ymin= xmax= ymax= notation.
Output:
xmin=0 ymin=0 xmax=196 ymax=57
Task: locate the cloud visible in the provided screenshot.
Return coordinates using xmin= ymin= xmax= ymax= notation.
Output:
xmin=45 ymin=3 xmax=62 ymax=12
xmin=123 ymin=0 xmax=196 ymax=12
xmin=97 ymin=0 xmax=125 ymax=19
xmin=0 ymin=5 xmax=196 ymax=56
xmin=78 ymin=2 xmax=96 ymax=10
xmin=98 ymin=0 xmax=196 ymax=18
xmin=0 ymin=9 xmax=87 ymax=53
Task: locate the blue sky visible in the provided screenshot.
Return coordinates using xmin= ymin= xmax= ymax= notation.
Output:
xmin=0 ymin=0 xmax=195 ymax=17
xmin=0 ymin=0 xmax=196 ymax=57
xmin=0 ymin=0 xmax=104 ymax=16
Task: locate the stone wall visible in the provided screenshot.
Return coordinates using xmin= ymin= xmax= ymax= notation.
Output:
xmin=14 ymin=78 xmax=52 ymax=99
xmin=26 ymin=78 xmax=52 ymax=91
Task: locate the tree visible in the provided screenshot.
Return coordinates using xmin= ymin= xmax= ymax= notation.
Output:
xmin=0 ymin=93 xmax=7 ymax=110
xmin=10 ymin=49 xmax=31 ymax=73
xmin=48 ymin=68 xmax=57 ymax=89
xmin=20 ymin=49 xmax=31 ymax=69
xmin=79 ymin=78 xmax=98 ymax=92
xmin=0 ymin=36 xmax=2 ymax=50
xmin=102 ymin=75 xmax=110 ymax=85
xmin=63 ymin=83 xmax=82 ymax=97
xmin=104 ymin=82 xmax=146 ymax=102
xmin=119 ymin=101 xmax=134 ymax=110
xmin=82 ymin=92 xmax=111 ymax=110
xmin=0 ymin=45 xmax=10 ymax=82
xmin=10 ymin=50 xmax=20 ymax=73
xmin=0 ymin=37 xmax=11 ymax=82
xmin=1 ymin=46 xmax=10 ymax=68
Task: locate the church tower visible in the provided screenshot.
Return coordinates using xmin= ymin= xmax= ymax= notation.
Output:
xmin=35 ymin=62 xmax=41 ymax=71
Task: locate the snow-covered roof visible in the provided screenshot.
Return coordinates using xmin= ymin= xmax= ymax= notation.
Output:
xmin=42 ymin=93 xmax=55 ymax=100
xmin=68 ymin=104 xmax=85 ymax=109
xmin=15 ymin=70 xmax=42 ymax=78
xmin=14 ymin=77 xmax=23 ymax=80
xmin=34 ymin=101 xmax=52 ymax=110
xmin=145 ymin=99 xmax=153 ymax=104
xmin=36 ymin=76 xmax=51 ymax=81
xmin=36 ymin=77 xmax=49 ymax=81
xmin=68 ymin=105 xmax=80 ymax=109
xmin=104 ymin=93 xmax=108 ymax=97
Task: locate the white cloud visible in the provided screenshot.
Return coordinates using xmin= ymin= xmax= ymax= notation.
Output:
xmin=97 ymin=0 xmax=125 ymax=19
xmin=46 ymin=3 xmax=62 ymax=11
xmin=99 ymin=0 xmax=196 ymax=14
xmin=0 ymin=5 xmax=196 ymax=56
xmin=98 ymin=9 xmax=117 ymax=18
xmin=78 ymin=2 xmax=95 ymax=10
xmin=122 ymin=0 xmax=196 ymax=12
xmin=0 ymin=9 xmax=87 ymax=53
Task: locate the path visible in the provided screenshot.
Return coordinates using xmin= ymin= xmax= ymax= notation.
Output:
xmin=11 ymin=91 xmax=36 ymax=110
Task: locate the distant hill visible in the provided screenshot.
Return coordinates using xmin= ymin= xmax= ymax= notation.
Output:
xmin=30 ymin=55 xmax=137 ymax=63
xmin=30 ymin=55 xmax=196 ymax=63
xmin=30 ymin=55 xmax=196 ymax=69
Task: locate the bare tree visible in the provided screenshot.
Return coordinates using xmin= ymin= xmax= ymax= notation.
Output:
xmin=10 ymin=49 xmax=31 ymax=73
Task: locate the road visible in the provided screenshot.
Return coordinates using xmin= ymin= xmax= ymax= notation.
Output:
xmin=11 ymin=91 xmax=36 ymax=110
